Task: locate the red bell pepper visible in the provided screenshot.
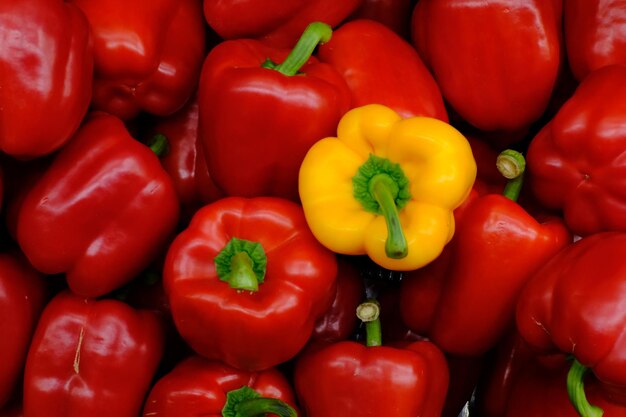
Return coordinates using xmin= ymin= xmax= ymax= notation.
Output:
xmin=23 ymin=291 xmax=164 ymax=417
xmin=516 ymin=232 xmax=626 ymax=417
xmin=565 ymin=0 xmax=626 ymax=81
xmin=147 ymin=96 xmax=225 ymax=214
xmin=0 ymin=253 xmax=47 ymax=409
xmin=163 ymin=196 xmax=338 ymax=371
xmin=142 ymin=355 xmax=298 ymax=417
xmin=203 ymin=0 xmax=363 ymax=48
xmin=198 ymin=22 xmax=350 ymax=201
xmin=16 ymin=112 xmax=180 ymax=298
xmin=310 ymin=257 xmax=364 ymax=344
xmin=317 ymin=19 xmax=448 ymax=121
xmin=71 ymin=0 xmax=206 ymax=120
xmin=473 ymin=331 xmax=626 ymax=417
xmin=349 ymin=0 xmax=413 ymax=38
xmin=411 ymin=0 xmax=563 ymax=132
xmin=294 ymin=300 xmax=449 ymax=417
xmin=0 ymin=0 xmax=93 ymax=159
xmin=400 ymin=150 xmax=571 ymax=356
xmin=526 ymin=64 xmax=626 ymax=237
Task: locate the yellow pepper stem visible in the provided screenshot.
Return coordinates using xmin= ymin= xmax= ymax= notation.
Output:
xmin=369 ymin=174 xmax=408 ymax=259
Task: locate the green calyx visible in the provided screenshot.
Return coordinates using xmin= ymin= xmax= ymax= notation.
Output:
xmin=353 ymin=154 xmax=411 ymax=259
xmin=567 ymin=359 xmax=604 ymax=417
xmin=214 ymin=238 xmax=267 ymax=292
xmin=222 ymin=386 xmax=297 ymax=417
xmin=261 ymin=21 xmax=332 ymax=76
xmin=496 ymin=149 xmax=526 ymax=202
xmin=148 ymin=133 xmax=169 ymax=157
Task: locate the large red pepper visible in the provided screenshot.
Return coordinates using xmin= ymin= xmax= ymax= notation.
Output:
xmin=23 ymin=291 xmax=164 ymax=417
xmin=70 ymin=0 xmax=206 ymax=120
xmin=411 ymin=0 xmax=563 ymax=132
xmin=16 ymin=112 xmax=180 ymax=298
xmin=163 ymin=196 xmax=338 ymax=371
xmin=147 ymin=96 xmax=225 ymax=215
xmin=516 ymin=232 xmax=626 ymax=417
xmin=0 ymin=253 xmax=47 ymax=409
xmin=294 ymin=300 xmax=449 ymax=417
xmin=203 ymin=0 xmax=363 ymax=48
xmin=400 ymin=151 xmax=571 ymax=357
xmin=565 ymin=0 xmax=626 ymax=81
xmin=473 ymin=331 xmax=626 ymax=417
xmin=198 ymin=22 xmax=350 ymax=201
xmin=0 ymin=0 xmax=93 ymax=159
xmin=142 ymin=355 xmax=298 ymax=417
xmin=526 ymin=64 xmax=626 ymax=237
xmin=317 ymin=19 xmax=448 ymax=121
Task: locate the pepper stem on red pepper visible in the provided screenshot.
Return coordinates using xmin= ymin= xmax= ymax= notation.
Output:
xmin=353 ymin=154 xmax=411 ymax=259
xmin=222 ymin=386 xmax=297 ymax=417
xmin=496 ymin=149 xmax=526 ymax=202
xmin=261 ymin=22 xmax=332 ymax=76
xmin=214 ymin=238 xmax=267 ymax=292
xmin=356 ymin=300 xmax=382 ymax=347
xmin=567 ymin=359 xmax=604 ymax=417
xmin=148 ymin=133 xmax=169 ymax=157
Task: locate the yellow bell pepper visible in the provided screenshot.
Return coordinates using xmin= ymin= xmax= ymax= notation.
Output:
xmin=298 ymin=104 xmax=477 ymax=271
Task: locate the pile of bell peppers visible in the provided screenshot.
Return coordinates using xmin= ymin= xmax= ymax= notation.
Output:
xmin=3 ymin=1 xmax=626 ymax=417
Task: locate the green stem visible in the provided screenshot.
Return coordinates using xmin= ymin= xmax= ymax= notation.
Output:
xmin=496 ymin=149 xmax=526 ymax=202
xmin=356 ymin=300 xmax=382 ymax=347
xmin=148 ymin=133 xmax=169 ymax=157
xmin=567 ymin=359 xmax=604 ymax=417
xmin=267 ymin=22 xmax=332 ymax=76
xmin=214 ymin=238 xmax=267 ymax=292
xmin=234 ymin=398 xmax=297 ymax=417
xmin=369 ymin=174 xmax=408 ymax=259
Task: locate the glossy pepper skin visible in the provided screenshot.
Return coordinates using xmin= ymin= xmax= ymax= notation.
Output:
xmin=516 ymin=232 xmax=626 ymax=415
xmin=198 ymin=22 xmax=351 ymax=202
xmin=400 ymin=193 xmax=571 ymax=356
xmin=148 ymin=96 xmax=225 ymax=213
xmin=565 ymin=0 xmax=626 ymax=81
xmin=71 ymin=0 xmax=206 ymax=120
xmin=163 ymin=196 xmax=338 ymax=371
xmin=0 ymin=253 xmax=47 ymax=409
xmin=142 ymin=355 xmax=298 ymax=417
xmin=527 ymin=65 xmax=626 ymax=236
xmin=294 ymin=307 xmax=449 ymax=417
xmin=23 ymin=291 xmax=164 ymax=417
xmin=299 ymin=104 xmax=476 ymax=271
xmin=317 ymin=19 xmax=448 ymax=121
xmin=0 ymin=0 xmax=93 ymax=159
xmin=16 ymin=112 xmax=180 ymax=298
xmin=411 ymin=0 xmax=563 ymax=132
xmin=473 ymin=331 xmax=626 ymax=417
xmin=203 ymin=0 xmax=363 ymax=48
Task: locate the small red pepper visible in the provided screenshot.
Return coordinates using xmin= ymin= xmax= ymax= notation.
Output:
xmin=400 ymin=150 xmax=571 ymax=356
xmin=142 ymin=355 xmax=298 ymax=417
xmin=0 ymin=0 xmax=93 ymax=159
xmin=516 ymin=232 xmax=626 ymax=417
xmin=526 ymin=64 xmax=626 ymax=236
xmin=16 ymin=112 xmax=180 ymax=298
xmin=318 ymin=19 xmax=448 ymax=121
xmin=411 ymin=0 xmax=563 ymax=132
xmin=23 ymin=291 xmax=164 ymax=417
xmin=203 ymin=0 xmax=363 ymax=48
xmin=0 ymin=253 xmax=47 ymax=409
xmin=198 ymin=22 xmax=351 ymax=201
xmin=163 ymin=196 xmax=338 ymax=371
xmin=147 ymin=96 xmax=225 ymax=214
xmin=565 ymin=0 xmax=626 ymax=81
xmin=71 ymin=0 xmax=206 ymax=120
xmin=294 ymin=300 xmax=449 ymax=417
